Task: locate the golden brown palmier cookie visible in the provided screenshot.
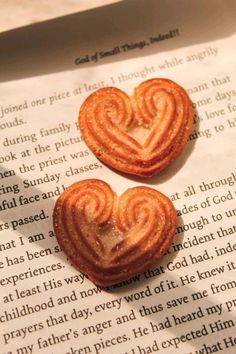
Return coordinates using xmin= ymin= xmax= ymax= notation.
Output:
xmin=79 ymin=79 xmax=193 ymax=177
xmin=53 ymin=179 xmax=176 ymax=286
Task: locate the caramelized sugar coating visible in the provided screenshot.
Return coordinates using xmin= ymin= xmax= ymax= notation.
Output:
xmin=79 ymin=79 xmax=193 ymax=177
xmin=53 ymin=179 xmax=176 ymax=286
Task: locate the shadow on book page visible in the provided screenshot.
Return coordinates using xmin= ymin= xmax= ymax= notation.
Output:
xmin=0 ymin=0 xmax=235 ymax=82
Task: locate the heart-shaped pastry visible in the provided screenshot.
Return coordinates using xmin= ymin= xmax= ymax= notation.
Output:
xmin=53 ymin=179 xmax=176 ymax=286
xmin=79 ymin=78 xmax=193 ymax=177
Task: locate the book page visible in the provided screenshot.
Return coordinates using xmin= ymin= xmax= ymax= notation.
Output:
xmin=0 ymin=1 xmax=236 ymax=353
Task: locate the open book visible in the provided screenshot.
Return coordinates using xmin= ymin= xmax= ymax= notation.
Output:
xmin=0 ymin=1 xmax=235 ymax=353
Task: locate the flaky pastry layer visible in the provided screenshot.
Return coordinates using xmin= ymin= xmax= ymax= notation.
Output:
xmin=53 ymin=179 xmax=176 ymax=286
xmin=79 ymin=79 xmax=193 ymax=177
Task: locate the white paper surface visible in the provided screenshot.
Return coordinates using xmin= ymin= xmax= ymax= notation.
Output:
xmin=0 ymin=1 xmax=236 ymax=353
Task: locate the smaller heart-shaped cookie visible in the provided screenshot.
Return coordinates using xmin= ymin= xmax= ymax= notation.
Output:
xmin=79 ymin=78 xmax=193 ymax=177
xmin=53 ymin=179 xmax=176 ymax=286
